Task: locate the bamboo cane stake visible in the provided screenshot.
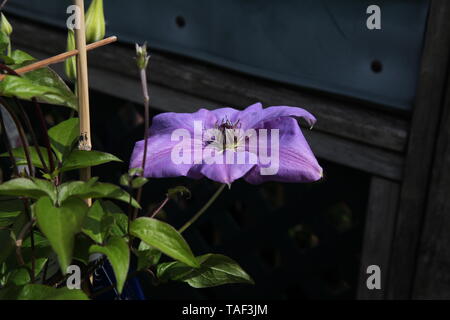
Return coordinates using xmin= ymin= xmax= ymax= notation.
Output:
xmin=0 ymin=36 xmax=117 ymax=81
xmin=74 ymin=0 xmax=92 ymax=206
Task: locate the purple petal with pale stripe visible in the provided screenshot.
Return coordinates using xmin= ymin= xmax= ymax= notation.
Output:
xmin=130 ymin=134 xmax=197 ymax=178
xmin=244 ymin=117 xmax=322 ymax=184
xmin=244 ymin=105 xmax=316 ymax=130
xmin=130 ymin=103 xmax=322 ymax=185
xmin=194 ymin=150 xmax=256 ymax=185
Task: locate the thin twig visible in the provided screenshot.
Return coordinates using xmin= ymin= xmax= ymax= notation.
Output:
xmin=148 ymin=196 xmax=169 ymax=219
xmin=0 ymin=0 xmax=8 ymax=11
xmin=15 ymin=218 xmax=35 ymax=250
xmin=33 ymin=98 xmax=55 ymax=173
xmin=15 ymin=98 xmax=49 ymax=173
xmin=15 ymin=217 xmax=36 ymax=281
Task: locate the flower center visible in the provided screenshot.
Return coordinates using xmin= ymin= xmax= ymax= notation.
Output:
xmin=205 ymin=118 xmax=243 ymax=151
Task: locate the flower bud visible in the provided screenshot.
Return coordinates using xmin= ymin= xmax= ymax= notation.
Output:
xmin=85 ymin=0 xmax=105 ymax=44
xmin=0 ymin=13 xmax=12 ymax=36
xmin=135 ymin=43 xmax=150 ymax=70
xmin=64 ymin=29 xmax=77 ymax=81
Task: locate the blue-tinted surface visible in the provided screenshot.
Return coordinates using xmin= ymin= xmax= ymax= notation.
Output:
xmin=6 ymin=0 xmax=429 ymax=110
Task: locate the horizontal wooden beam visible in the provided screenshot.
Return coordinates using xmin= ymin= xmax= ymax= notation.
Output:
xmin=303 ymin=130 xmax=403 ymax=180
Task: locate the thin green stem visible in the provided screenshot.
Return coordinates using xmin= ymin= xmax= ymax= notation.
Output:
xmin=179 ymin=184 xmax=226 ymax=233
xmin=132 ymin=68 xmax=150 ymax=220
xmin=127 ymin=188 xmax=134 ymax=249
xmin=140 ymin=68 xmax=150 ymax=174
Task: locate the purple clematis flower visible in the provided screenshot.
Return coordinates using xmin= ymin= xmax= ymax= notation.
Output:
xmin=130 ymin=103 xmax=323 ymax=185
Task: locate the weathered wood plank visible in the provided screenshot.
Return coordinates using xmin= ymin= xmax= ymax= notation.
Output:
xmin=387 ymin=0 xmax=450 ymax=299
xmin=8 ymin=14 xmax=409 ymax=153
xmin=357 ymin=177 xmax=400 ymax=300
xmin=412 ymin=70 xmax=450 ymax=299
xmin=303 ymin=130 xmax=403 ymax=180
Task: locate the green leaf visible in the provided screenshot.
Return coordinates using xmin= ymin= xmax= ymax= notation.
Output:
xmin=0 ymin=54 xmax=14 ymax=65
xmin=0 ymin=199 xmax=23 ymax=227
xmin=119 ymin=174 xmax=130 ymax=187
xmin=131 ymin=177 xmax=148 ymax=189
xmin=58 ymin=179 xmax=140 ymax=208
xmin=89 ymin=237 xmax=129 ymax=294
xmin=61 ymin=150 xmax=122 ymax=172
xmin=48 ymin=118 xmax=79 ymax=162
xmin=102 ymin=201 xmax=128 ymax=238
xmin=82 ymin=200 xmax=114 ymax=244
xmin=157 ymin=254 xmax=254 ymax=288
xmin=7 ymin=258 xmax=48 ymax=286
xmin=0 ymin=284 xmax=88 ymax=300
xmin=137 ymin=241 xmax=161 ymax=271
xmin=0 ymin=75 xmax=77 ymax=110
xmin=9 ymin=50 xmax=35 ymax=65
xmin=0 ymin=178 xmax=57 ymax=203
xmin=0 ymin=146 xmax=51 ymax=170
xmin=157 ymin=260 xmax=196 ymax=282
xmin=130 ymin=217 xmax=199 ymax=268
xmin=128 ymin=168 xmax=143 ymax=177
xmin=7 ymin=51 xmax=77 ymax=110
xmin=35 ymin=196 xmax=88 ymax=273
xmin=0 ymin=30 xmax=9 ymax=54
xmin=168 ymin=186 xmax=191 ymax=200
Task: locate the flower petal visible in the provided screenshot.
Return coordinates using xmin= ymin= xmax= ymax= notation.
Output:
xmin=149 ymin=108 xmax=216 ymax=135
xmin=244 ymin=117 xmax=322 ymax=184
xmin=193 ymin=150 xmax=256 ymax=185
xmin=235 ymin=102 xmax=264 ymax=128
xmin=245 ymin=105 xmax=316 ymax=130
xmin=130 ymin=135 xmax=198 ymax=179
xmin=210 ymin=107 xmax=240 ymax=124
